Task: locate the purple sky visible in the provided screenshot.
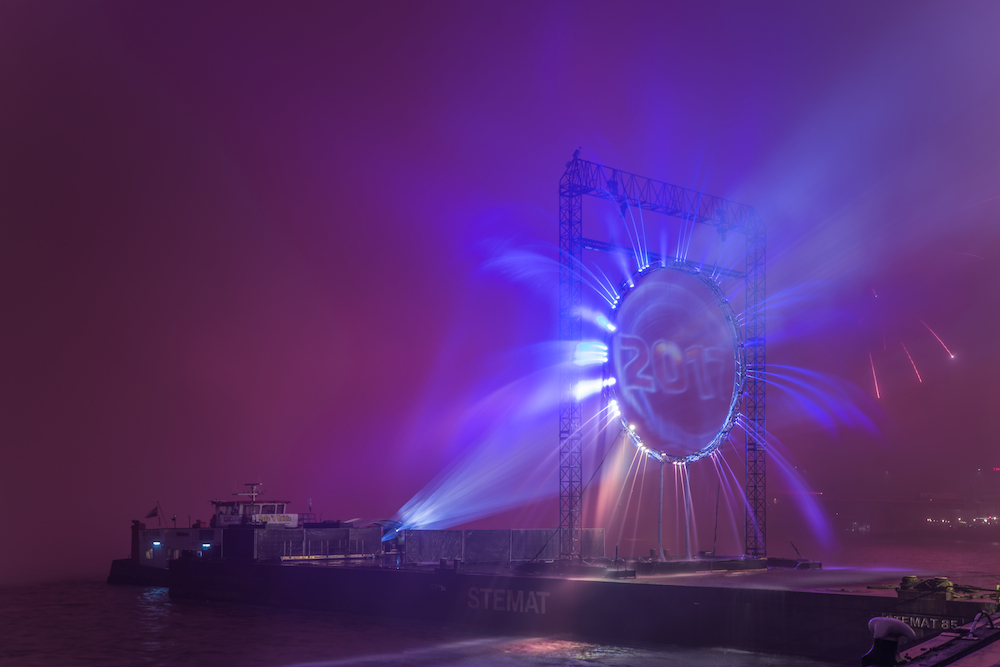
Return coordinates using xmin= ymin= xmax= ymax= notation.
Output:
xmin=2 ymin=2 xmax=999 ymax=583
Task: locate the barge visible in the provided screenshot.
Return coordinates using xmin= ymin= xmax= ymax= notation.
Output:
xmin=168 ymin=556 xmax=997 ymax=663
xmin=110 ymin=486 xmax=1000 ymax=663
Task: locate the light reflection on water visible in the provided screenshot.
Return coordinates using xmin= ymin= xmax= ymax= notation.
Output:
xmin=279 ymin=636 xmax=836 ymax=667
xmin=137 ymin=586 xmax=170 ymax=653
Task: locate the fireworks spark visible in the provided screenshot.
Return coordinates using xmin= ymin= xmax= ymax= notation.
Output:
xmin=920 ymin=320 xmax=955 ymax=358
xmin=869 ymin=352 xmax=880 ymax=399
xmin=901 ymin=343 xmax=922 ymax=383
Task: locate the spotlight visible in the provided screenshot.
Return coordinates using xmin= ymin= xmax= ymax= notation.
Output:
xmin=573 ymin=378 xmax=604 ymax=401
xmin=574 ymin=341 xmax=609 ymax=366
xmin=596 ymin=315 xmax=616 ymax=332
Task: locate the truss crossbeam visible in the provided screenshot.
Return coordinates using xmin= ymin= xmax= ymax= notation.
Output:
xmin=568 ymin=159 xmax=757 ymax=234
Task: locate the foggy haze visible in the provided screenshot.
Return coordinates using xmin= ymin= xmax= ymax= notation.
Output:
xmin=2 ymin=2 xmax=999 ymax=584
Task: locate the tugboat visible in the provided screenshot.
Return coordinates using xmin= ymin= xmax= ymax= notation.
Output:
xmin=108 ymin=483 xmax=302 ymax=586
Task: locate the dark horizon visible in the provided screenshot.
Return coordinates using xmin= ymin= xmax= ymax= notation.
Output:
xmin=2 ymin=1 xmax=999 ymax=585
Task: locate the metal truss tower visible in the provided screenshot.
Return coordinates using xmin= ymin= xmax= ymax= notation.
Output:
xmin=743 ymin=216 xmax=767 ymax=558
xmin=558 ymin=158 xmax=584 ymax=560
xmin=557 ymin=153 xmax=767 ymax=559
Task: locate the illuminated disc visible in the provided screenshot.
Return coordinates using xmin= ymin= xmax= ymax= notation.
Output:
xmin=609 ymin=266 xmax=741 ymax=463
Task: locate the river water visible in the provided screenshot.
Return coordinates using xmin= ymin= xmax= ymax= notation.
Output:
xmin=4 ymin=535 xmax=998 ymax=667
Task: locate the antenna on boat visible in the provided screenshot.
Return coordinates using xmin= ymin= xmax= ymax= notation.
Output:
xmin=235 ymin=481 xmax=264 ymax=505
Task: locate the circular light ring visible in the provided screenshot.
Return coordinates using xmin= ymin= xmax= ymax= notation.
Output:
xmin=605 ymin=263 xmax=744 ymax=464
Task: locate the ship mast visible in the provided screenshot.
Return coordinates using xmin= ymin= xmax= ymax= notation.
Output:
xmin=235 ymin=482 xmax=264 ymax=519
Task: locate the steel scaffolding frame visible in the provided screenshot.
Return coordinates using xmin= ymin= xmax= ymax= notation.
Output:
xmin=558 ymin=154 xmax=767 ymax=559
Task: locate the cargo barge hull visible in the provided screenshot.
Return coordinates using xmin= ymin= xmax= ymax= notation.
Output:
xmin=169 ymin=559 xmax=996 ymax=663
